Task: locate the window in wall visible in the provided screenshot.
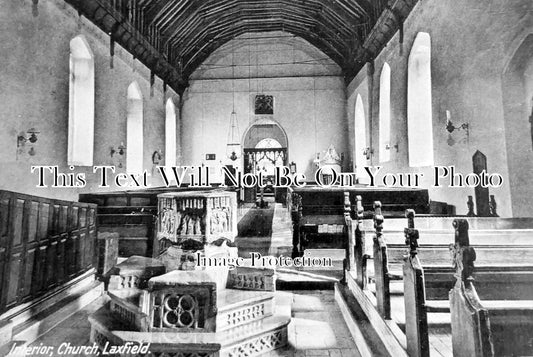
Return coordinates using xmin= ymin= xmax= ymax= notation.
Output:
xmin=354 ymin=94 xmax=369 ymax=184
xmin=68 ymin=35 xmax=94 ymax=166
xmin=407 ymin=32 xmax=434 ymax=167
xmin=127 ymin=82 xmax=144 ymax=174
xmin=165 ymin=98 xmax=177 ymax=167
xmin=379 ymin=63 xmax=391 ymax=163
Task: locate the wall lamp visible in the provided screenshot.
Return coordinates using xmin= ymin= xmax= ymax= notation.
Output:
xmin=110 ymin=142 xmax=126 ymax=157
xmin=363 ymin=147 xmax=374 ymax=160
xmin=445 ymin=110 xmax=469 ymax=134
xmin=152 ymin=150 xmax=163 ymax=165
xmin=17 ymin=128 xmax=40 ymax=146
xmin=110 ymin=142 xmax=126 ymax=168
xmin=17 ymin=128 xmax=40 ymax=157
xmin=385 ymin=143 xmax=399 ymax=152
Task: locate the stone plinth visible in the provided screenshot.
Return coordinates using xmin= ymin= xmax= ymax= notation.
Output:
xmin=227 ymin=267 xmax=276 ymax=292
xmin=108 ymin=256 xmax=166 ymax=290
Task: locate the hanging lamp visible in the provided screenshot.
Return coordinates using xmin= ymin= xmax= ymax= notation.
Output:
xmin=226 ymin=47 xmax=241 ymax=161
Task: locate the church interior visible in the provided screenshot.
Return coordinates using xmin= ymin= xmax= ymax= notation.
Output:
xmin=0 ymin=0 xmax=532 ymax=356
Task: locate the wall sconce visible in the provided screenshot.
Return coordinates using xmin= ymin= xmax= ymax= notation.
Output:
xmin=152 ymin=150 xmax=163 ymax=165
xmin=110 ymin=142 xmax=126 ymax=168
xmin=17 ymin=128 xmax=40 ymax=146
xmin=110 ymin=142 xmax=126 ymax=157
xmin=289 ymin=161 xmax=297 ymax=174
xmin=445 ymin=110 xmax=469 ymax=146
xmin=362 ymin=147 xmax=373 ymax=160
xmin=385 ymin=143 xmax=399 ymax=152
xmin=17 ymin=128 xmax=40 ymax=157
xmin=445 ymin=110 xmax=469 ymax=134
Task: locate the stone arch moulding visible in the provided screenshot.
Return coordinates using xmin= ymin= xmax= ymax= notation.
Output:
xmin=241 ymin=118 xmax=289 ymax=151
xmin=501 ymin=33 xmax=533 ymax=217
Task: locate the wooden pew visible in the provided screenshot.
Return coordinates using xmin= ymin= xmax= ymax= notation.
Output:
xmin=289 ymin=185 xmax=429 ymax=256
xmin=368 ymin=207 xmax=533 ymax=321
xmin=449 ymin=220 xmax=533 ymax=357
xmin=344 ymin=195 xmax=369 ymax=288
xmin=403 ymin=216 xmax=533 ymax=357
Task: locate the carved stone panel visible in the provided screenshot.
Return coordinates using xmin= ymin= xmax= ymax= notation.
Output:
xmin=148 ymin=270 xmax=218 ymax=332
xmin=157 ymin=191 xmax=237 ymax=249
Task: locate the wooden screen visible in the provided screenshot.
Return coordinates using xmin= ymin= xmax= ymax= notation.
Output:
xmin=0 ymin=190 xmax=97 ymax=314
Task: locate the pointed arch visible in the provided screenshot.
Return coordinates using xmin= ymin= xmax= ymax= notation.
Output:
xmin=407 ymin=32 xmax=434 ymax=167
xmin=379 ymin=62 xmax=391 ymax=163
xmin=165 ymin=98 xmax=177 ymax=167
xmin=127 ymin=82 xmax=144 ymax=174
xmin=354 ymin=94 xmax=369 ymax=183
xmin=68 ymin=35 xmax=94 ymax=166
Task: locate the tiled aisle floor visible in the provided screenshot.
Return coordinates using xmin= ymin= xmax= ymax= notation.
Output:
xmin=29 ymin=290 xmax=358 ymax=357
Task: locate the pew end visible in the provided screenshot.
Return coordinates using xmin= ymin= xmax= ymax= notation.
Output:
xmin=450 ymin=279 xmax=533 ymax=357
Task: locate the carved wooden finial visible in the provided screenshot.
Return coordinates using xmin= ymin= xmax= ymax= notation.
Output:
xmin=404 ymin=209 xmax=419 ymax=256
xmin=453 ymin=219 xmax=470 ymax=247
xmin=356 ymin=195 xmax=363 ymax=222
xmin=292 ymin=193 xmax=302 ymax=213
xmin=373 ymin=201 xmax=383 ymax=235
xmin=451 ymin=219 xmax=476 ymax=281
xmin=489 ymin=195 xmax=498 ymax=217
xmin=344 ymin=192 xmax=351 ymax=217
xmin=467 ymin=196 xmax=475 ymax=216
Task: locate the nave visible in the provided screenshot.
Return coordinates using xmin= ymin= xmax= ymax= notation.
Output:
xmin=1 ymin=0 xmax=532 ymax=356
xmin=2 ymin=185 xmax=532 ymax=356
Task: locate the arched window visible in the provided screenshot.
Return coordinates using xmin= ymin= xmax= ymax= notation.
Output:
xmin=127 ymin=82 xmax=144 ymax=174
xmin=165 ymin=98 xmax=177 ymax=167
xmin=354 ymin=94 xmax=369 ymax=183
xmin=68 ymin=36 xmax=94 ymax=166
xmin=379 ymin=63 xmax=391 ymax=163
xmin=407 ymin=32 xmax=434 ymax=167
xmin=255 ymin=138 xmax=282 ymax=149
xmin=255 ymin=138 xmax=283 ymax=175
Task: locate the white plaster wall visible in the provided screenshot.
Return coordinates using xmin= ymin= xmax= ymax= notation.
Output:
xmin=0 ymin=0 xmax=180 ymax=200
xmin=182 ymin=32 xmax=347 ymax=180
xmin=346 ymin=0 xmax=533 ymax=217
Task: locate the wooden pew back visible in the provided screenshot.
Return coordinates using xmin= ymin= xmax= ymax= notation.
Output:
xmin=449 ymin=220 xmax=533 ymax=357
xmin=0 ymin=190 xmax=97 ymax=315
xmin=403 ymin=210 xmax=429 ymax=357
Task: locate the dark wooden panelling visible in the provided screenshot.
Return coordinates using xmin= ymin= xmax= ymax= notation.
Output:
xmin=0 ymin=190 xmax=97 ymax=314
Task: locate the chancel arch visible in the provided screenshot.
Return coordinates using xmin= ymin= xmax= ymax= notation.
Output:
xmin=165 ymin=98 xmax=177 ymax=167
xmin=126 ymin=82 xmax=144 ymax=174
xmin=501 ymin=33 xmax=533 ymax=216
xmin=354 ymin=94 xmax=369 ymax=183
xmin=407 ymin=32 xmax=434 ymax=167
xmin=68 ymin=35 xmax=94 ymax=166
xmin=379 ymin=63 xmax=391 ymax=163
